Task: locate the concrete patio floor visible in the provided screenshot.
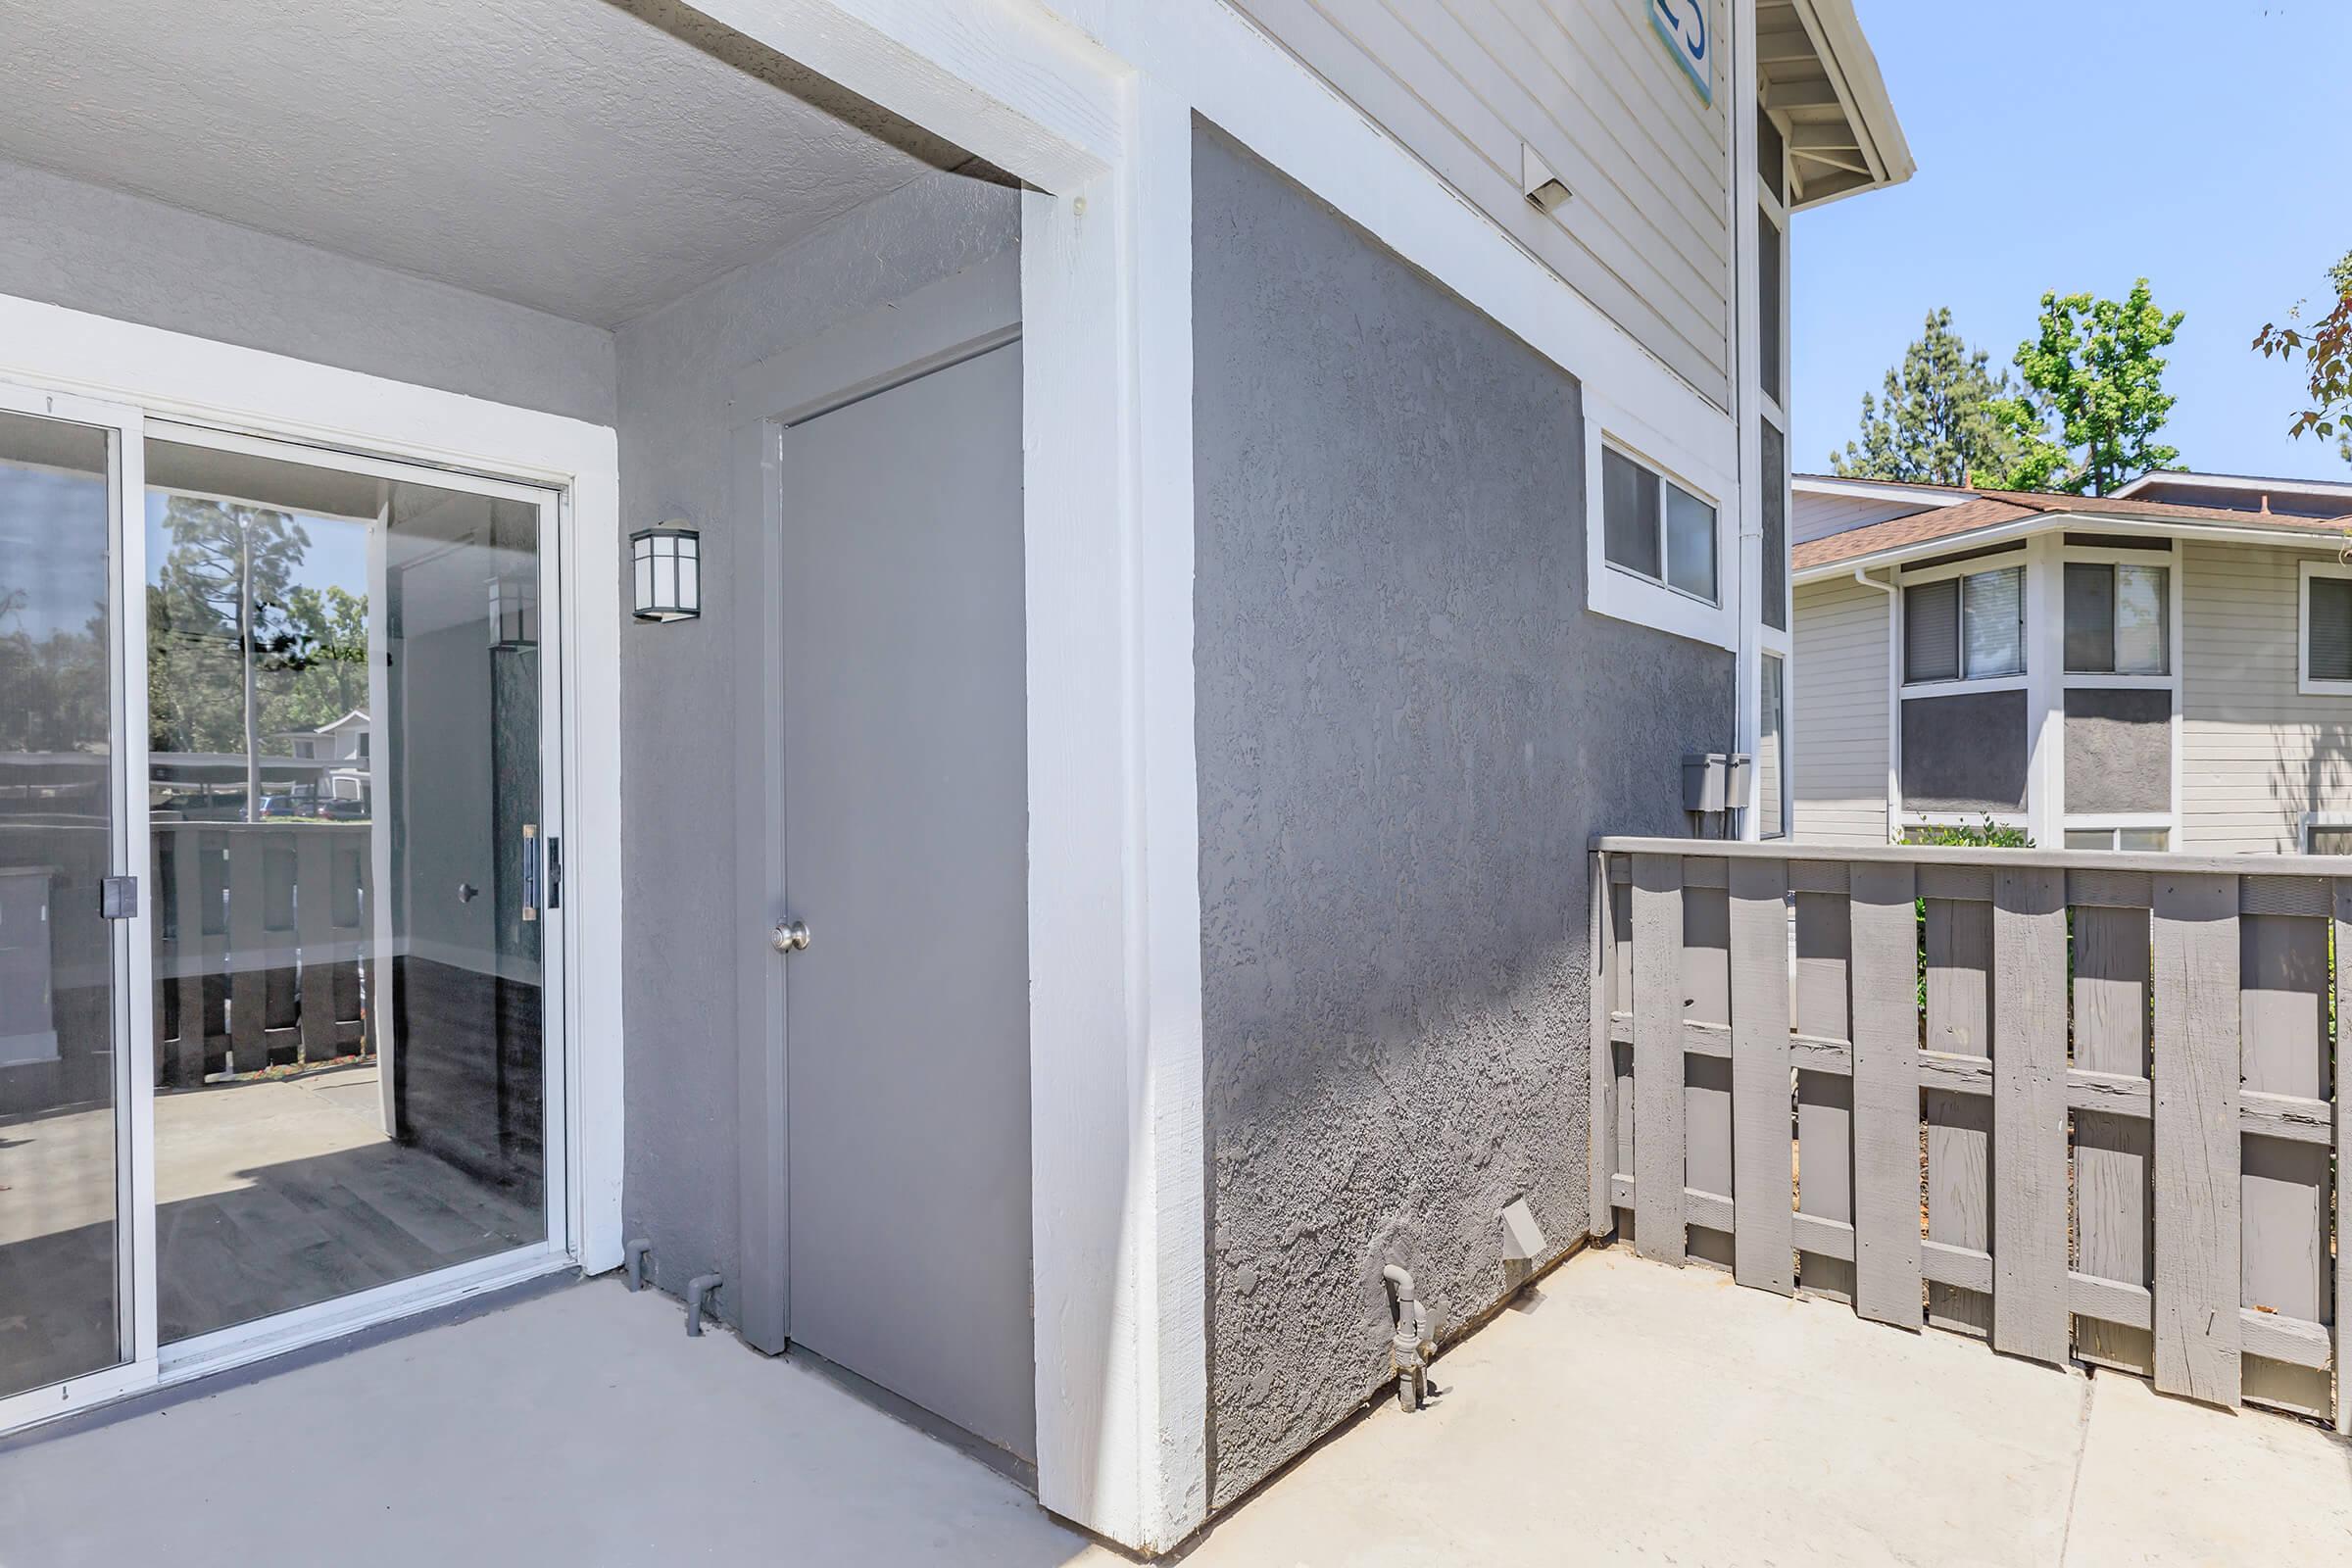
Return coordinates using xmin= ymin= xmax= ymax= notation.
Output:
xmin=1 ymin=1248 xmax=2346 ymax=1566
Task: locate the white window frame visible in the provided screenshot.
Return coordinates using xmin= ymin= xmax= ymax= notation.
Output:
xmin=0 ymin=291 xmax=624 ymax=1435
xmin=1896 ymin=548 xmax=2029 ymax=689
xmin=2062 ymin=817 xmax=2173 ymax=853
xmin=2060 ymin=544 xmax=2176 ymax=685
xmin=1584 ymin=397 xmax=1739 ymax=652
xmin=2296 ymin=558 xmax=2352 ymax=695
xmin=1758 ymin=649 xmax=1788 ymax=839
xmin=2302 ymin=811 xmax=2352 ymax=853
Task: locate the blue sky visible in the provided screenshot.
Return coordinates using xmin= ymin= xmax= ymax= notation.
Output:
xmin=1793 ymin=0 xmax=2352 ymax=482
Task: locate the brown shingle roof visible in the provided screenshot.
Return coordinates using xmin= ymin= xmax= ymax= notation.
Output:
xmin=1792 ymin=486 xmax=2352 ymax=572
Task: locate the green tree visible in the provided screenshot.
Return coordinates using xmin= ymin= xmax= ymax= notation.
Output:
xmin=1987 ymin=279 xmax=2185 ymax=496
xmin=1832 ymin=308 xmax=2020 ymax=487
xmin=2252 ymin=250 xmax=2352 ymax=467
xmin=147 ymin=496 xmax=312 ymax=818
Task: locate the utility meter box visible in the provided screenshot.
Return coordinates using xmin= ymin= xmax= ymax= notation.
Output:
xmin=1723 ymin=753 xmax=1753 ymax=811
xmin=1682 ymin=753 xmax=1729 ymax=812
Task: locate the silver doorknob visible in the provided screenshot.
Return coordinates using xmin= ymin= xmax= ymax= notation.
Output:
xmin=771 ymin=919 xmax=810 ymax=954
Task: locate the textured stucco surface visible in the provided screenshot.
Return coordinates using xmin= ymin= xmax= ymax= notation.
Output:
xmin=1901 ymin=689 xmax=2031 ymax=813
xmin=0 ymin=0 xmax=957 ymax=325
xmin=0 ymin=158 xmax=616 ymax=426
xmin=612 ymin=171 xmax=1019 ymax=1317
xmin=2064 ymin=689 xmax=2173 ymax=814
xmin=1190 ymin=126 xmax=1735 ymax=1508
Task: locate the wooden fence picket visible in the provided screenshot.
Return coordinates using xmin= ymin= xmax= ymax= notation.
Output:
xmin=2150 ymin=871 xmax=2241 ymax=1406
xmin=1631 ymin=853 xmax=1687 ymax=1266
xmin=1989 ymin=865 xmax=2068 ymax=1365
xmin=1848 ymin=860 xmax=1920 ymax=1328
xmin=1729 ymin=858 xmax=1793 ymax=1296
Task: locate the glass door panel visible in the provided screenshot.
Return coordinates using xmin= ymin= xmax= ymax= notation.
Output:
xmin=142 ymin=434 xmax=551 ymax=1343
xmin=0 ymin=406 xmax=129 ymax=1397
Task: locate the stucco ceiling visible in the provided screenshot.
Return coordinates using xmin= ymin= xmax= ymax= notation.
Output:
xmin=0 ymin=0 xmax=980 ymax=326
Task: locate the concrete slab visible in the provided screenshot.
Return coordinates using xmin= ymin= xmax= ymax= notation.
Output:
xmin=0 ymin=1277 xmax=1095 ymax=1568
xmin=7 ymin=1244 xmax=2346 ymax=1566
xmin=2064 ymin=1371 xmax=2352 ymax=1568
xmin=1159 ymin=1248 xmax=2089 ymax=1567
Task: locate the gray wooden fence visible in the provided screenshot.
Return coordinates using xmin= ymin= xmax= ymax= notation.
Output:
xmin=153 ymin=821 xmax=371 ymax=1085
xmin=1590 ymin=837 xmax=2347 ymax=1430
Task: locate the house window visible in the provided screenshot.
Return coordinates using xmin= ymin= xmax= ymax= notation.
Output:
xmin=1904 ymin=565 xmax=2024 ymax=683
xmin=1759 ymin=654 xmax=1786 ymax=838
xmin=1761 ymin=418 xmax=1787 ymax=633
xmin=2306 ymin=818 xmax=2352 ymax=855
xmin=2065 ymin=826 xmax=2169 ymax=853
xmin=1756 ymin=208 xmax=1784 ymax=406
xmin=1601 ymin=445 xmax=1717 ymax=604
xmin=2302 ymin=564 xmax=2352 ymax=692
xmin=2064 ymin=563 xmax=2169 ymax=674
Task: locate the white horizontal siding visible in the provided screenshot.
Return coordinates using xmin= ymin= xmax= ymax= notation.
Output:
xmin=1228 ymin=0 xmax=1733 ymax=405
xmin=2178 ymin=541 xmax=2352 ymax=854
xmin=1791 ymin=574 xmax=1888 ymax=844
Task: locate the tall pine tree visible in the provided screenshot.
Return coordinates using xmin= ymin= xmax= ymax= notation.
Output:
xmin=1832 ymin=308 xmax=2019 ymax=488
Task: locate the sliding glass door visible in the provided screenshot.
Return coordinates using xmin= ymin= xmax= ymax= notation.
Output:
xmin=1 ymin=387 xmax=564 ymax=1418
xmin=0 ymin=390 xmax=145 ymax=1404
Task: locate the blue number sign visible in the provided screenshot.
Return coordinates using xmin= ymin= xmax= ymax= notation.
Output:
xmin=1648 ymin=0 xmax=1713 ymax=106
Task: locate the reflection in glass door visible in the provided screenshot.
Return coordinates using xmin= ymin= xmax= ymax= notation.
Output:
xmin=0 ymin=403 xmax=133 ymax=1399
xmin=142 ymin=431 xmax=557 ymax=1345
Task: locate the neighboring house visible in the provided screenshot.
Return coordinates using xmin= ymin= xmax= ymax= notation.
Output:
xmin=0 ymin=2 xmax=1908 ymax=1554
xmin=270 ymin=709 xmax=371 ymax=801
xmin=1789 ymin=470 xmax=2352 ymax=854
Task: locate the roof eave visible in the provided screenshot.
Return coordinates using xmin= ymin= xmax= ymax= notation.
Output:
xmin=1784 ymin=0 xmax=1916 ymax=210
xmin=1792 ymin=511 xmax=2352 ymax=583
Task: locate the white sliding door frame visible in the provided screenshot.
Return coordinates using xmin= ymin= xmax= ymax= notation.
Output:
xmin=0 ymin=297 xmax=623 ymax=1436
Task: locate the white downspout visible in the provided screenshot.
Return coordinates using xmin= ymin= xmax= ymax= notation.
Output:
xmin=1853 ymin=567 xmax=1899 ymax=843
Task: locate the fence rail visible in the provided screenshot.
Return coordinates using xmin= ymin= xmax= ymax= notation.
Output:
xmin=1590 ymin=837 xmax=2348 ymax=1429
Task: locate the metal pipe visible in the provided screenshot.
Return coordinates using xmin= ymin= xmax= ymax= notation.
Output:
xmin=1853 ymin=566 xmax=1900 ymax=842
xmin=623 ymin=1238 xmax=653 ymax=1294
xmin=685 ymin=1272 xmax=723 ymax=1337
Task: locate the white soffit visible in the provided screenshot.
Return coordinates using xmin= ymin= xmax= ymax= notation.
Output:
xmin=0 ymin=0 xmax=980 ymax=326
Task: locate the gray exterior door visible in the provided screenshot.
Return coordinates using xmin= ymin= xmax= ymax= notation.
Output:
xmin=778 ymin=340 xmax=1035 ymax=1461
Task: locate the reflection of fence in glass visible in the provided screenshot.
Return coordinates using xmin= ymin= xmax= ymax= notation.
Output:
xmin=152 ymin=821 xmax=372 ymax=1089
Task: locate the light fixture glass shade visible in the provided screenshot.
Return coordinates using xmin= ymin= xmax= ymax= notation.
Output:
xmin=487 ymin=572 xmax=539 ymax=648
xmin=630 ymin=524 xmax=700 ymax=622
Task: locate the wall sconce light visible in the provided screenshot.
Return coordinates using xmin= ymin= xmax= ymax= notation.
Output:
xmin=630 ymin=524 xmax=701 ymax=623
xmin=487 ymin=572 xmax=539 ymax=649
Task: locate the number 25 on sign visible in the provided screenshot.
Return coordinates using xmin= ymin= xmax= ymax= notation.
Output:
xmin=1648 ymin=0 xmax=1713 ymax=105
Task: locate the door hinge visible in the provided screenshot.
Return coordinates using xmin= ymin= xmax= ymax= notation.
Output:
xmin=99 ymin=875 xmax=138 ymax=920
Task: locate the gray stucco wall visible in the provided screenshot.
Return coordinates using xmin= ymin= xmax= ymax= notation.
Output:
xmin=2065 ymin=689 xmax=2173 ymax=814
xmin=0 ymin=159 xmax=616 ymax=425
xmin=1190 ymin=125 xmax=1735 ymax=1509
xmin=611 ymin=170 xmax=1019 ymax=1315
xmin=1901 ymin=690 xmax=2030 ymax=813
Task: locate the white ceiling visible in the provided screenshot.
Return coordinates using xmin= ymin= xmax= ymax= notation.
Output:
xmin=0 ymin=0 xmax=975 ymax=326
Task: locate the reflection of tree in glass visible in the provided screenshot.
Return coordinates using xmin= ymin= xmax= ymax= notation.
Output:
xmin=145 ymin=497 xmax=363 ymax=820
xmin=0 ymin=584 xmax=109 ymax=757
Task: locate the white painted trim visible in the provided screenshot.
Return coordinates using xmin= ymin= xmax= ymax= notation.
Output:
xmin=1796 ymin=512 xmax=2351 ymax=585
xmin=685 ymin=0 xmax=1120 ymax=192
xmin=2300 ymin=811 xmax=2352 ymax=851
xmin=2065 ymin=813 xmax=2174 ymax=831
xmin=2296 ymin=559 xmax=2352 ymax=697
xmin=0 ymin=294 xmax=627 ymax=1279
xmin=1901 ymin=675 xmax=2028 ymax=700
xmin=1585 ymin=409 xmax=1740 ymax=653
xmin=2112 ymin=468 xmax=2352 ymax=505
xmin=1016 ymin=74 xmax=1208 ymax=1551
xmin=1894 ymin=546 xmax=2029 ymax=588
xmin=1793 ymin=473 xmax=1975 ymax=509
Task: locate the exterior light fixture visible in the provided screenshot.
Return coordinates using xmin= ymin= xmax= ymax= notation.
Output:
xmin=487 ymin=572 xmax=538 ymax=649
xmin=630 ymin=523 xmax=700 ymax=623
